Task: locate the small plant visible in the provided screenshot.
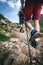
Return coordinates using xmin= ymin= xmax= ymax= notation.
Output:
xmin=0 ymin=33 xmax=10 ymax=41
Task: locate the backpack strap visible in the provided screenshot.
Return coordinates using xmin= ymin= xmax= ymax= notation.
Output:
xmin=20 ymin=0 xmax=25 ymax=7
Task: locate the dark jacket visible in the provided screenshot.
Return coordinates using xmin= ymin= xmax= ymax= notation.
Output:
xmin=25 ymin=0 xmax=43 ymax=6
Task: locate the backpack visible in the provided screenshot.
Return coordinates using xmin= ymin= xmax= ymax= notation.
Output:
xmin=25 ymin=0 xmax=35 ymax=5
xmin=25 ymin=0 xmax=43 ymax=6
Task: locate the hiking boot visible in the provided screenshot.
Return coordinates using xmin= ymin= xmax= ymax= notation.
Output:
xmin=29 ymin=29 xmax=41 ymax=42
xmin=31 ymin=40 xmax=38 ymax=48
xmin=20 ymin=28 xmax=25 ymax=33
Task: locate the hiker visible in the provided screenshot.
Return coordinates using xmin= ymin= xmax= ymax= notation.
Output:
xmin=20 ymin=0 xmax=43 ymax=48
xmin=18 ymin=8 xmax=25 ymax=32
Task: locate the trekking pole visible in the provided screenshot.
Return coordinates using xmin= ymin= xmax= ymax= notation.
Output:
xmin=20 ymin=0 xmax=32 ymax=65
xmin=21 ymin=9 xmax=32 ymax=65
xmin=25 ymin=21 xmax=32 ymax=65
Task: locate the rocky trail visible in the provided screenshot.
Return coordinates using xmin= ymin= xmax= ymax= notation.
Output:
xmin=0 ymin=28 xmax=43 ymax=65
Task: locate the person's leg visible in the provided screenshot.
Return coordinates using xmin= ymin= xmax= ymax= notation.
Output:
xmin=34 ymin=20 xmax=40 ymax=33
xmin=19 ymin=18 xmax=23 ymax=32
xmin=22 ymin=17 xmax=25 ymax=29
xmin=22 ymin=24 xmax=25 ymax=29
xmin=26 ymin=22 xmax=40 ymax=48
xmin=31 ymin=3 xmax=42 ymax=38
xmin=33 ymin=4 xmax=42 ymax=32
xmin=20 ymin=25 xmax=23 ymax=32
xmin=24 ymin=4 xmax=34 ymax=30
xmin=31 ymin=4 xmax=42 ymax=48
xmin=24 ymin=4 xmax=40 ymax=41
xmin=26 ymin=21 xmax=34 ymax=30
xmin=20 ymin=24 xmax=23 ymax=28
xmin=20 ymin=24 xmax=24 ymax=32
xmin=20 ymin=18 xmax=25 ymax=32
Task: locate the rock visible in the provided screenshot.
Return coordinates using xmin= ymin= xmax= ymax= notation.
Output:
xmin=5 ymin=33 xmax=11 ymax=37
xmin=12 ymin=54 xmax=29 ymax=65
xmin=4 ymin=54 xmax=15 ymax=65
xmin=21 ymin=44 xmax=40 ymax=58
xmin=11 ymin=29 xmax=30 ymax=42
xmin=10 ymin=38 xmax=19 ymax=43
xmin=0 ymin=27 xmax=43 ymax=65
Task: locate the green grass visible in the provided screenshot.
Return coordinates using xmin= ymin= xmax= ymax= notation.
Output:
xmin=0 ymin=24 xmax=10 ymax=41
xmin=0 ymin=24 xmax=9 ymax=32
xmin=40 ymin=26 xmax=43 ymax=33
xmin=0 ymin=33 xmax=10 ymax=42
